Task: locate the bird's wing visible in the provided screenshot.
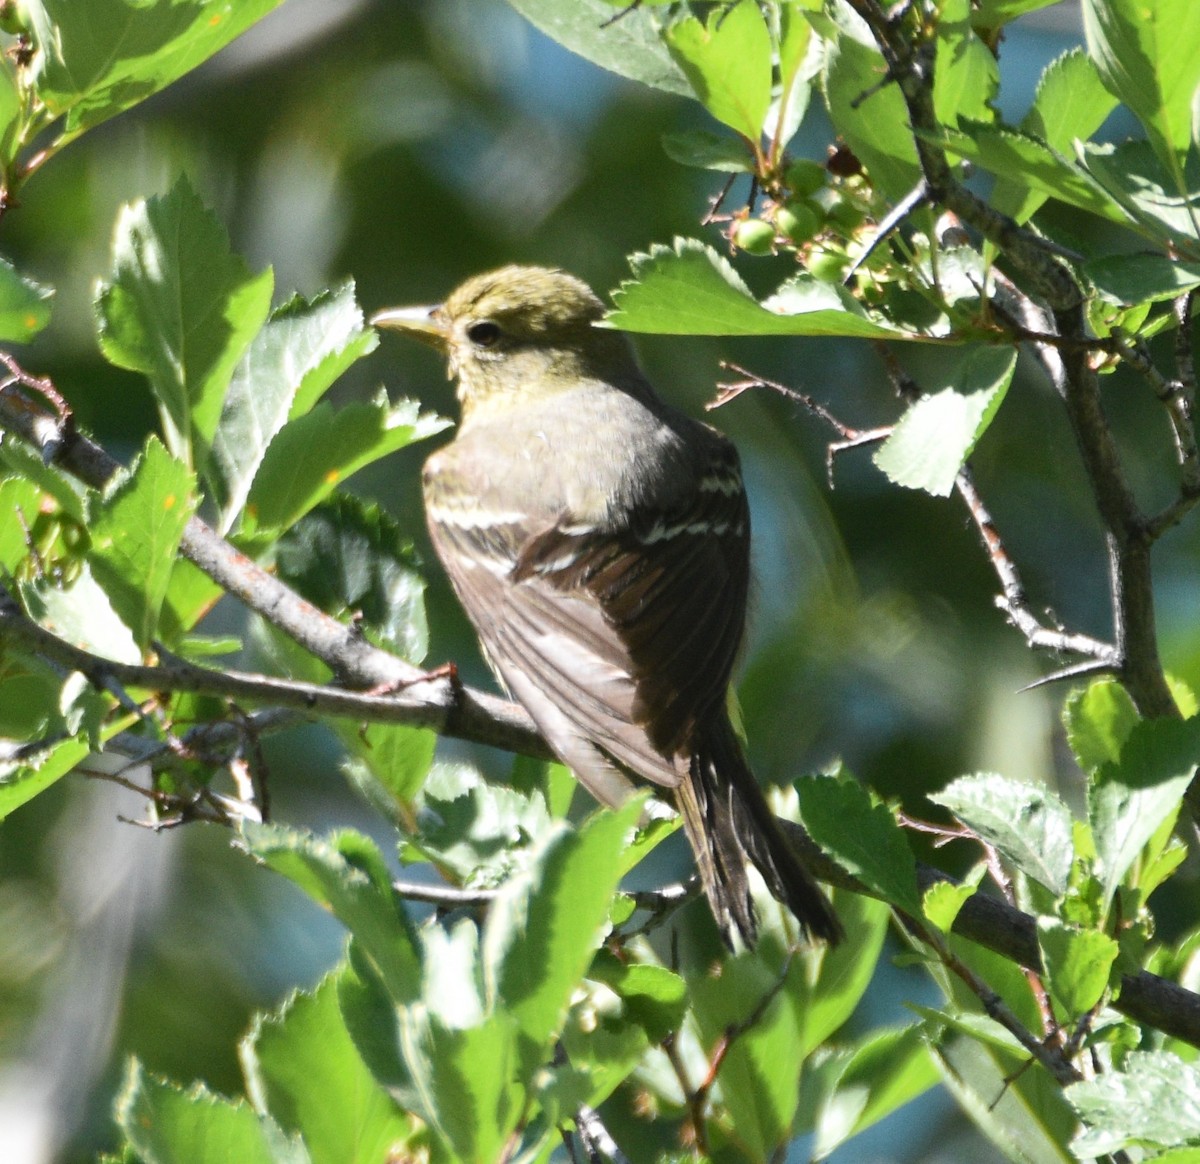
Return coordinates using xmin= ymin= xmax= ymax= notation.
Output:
xmin=429 ymin=439 xmax=750 ymax=790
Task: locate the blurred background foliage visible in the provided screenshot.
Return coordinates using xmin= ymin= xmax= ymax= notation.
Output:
xmin=0 ymin=0 xmax=1193 ymax=1160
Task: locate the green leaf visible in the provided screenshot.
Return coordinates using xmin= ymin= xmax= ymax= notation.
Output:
xmin=210 ymin=283 xmax=377 ymax=533
xmin=664 ymin=0 xmax=773 ymax=142
xmin=20 ymin=565 xmax=141 ymax=664
xmin=87 ymin=435 xmax=197 ymax=648
xmin=338 ymin=721 xmax=437 ymax=825
xmin=874 ymin=348 xmax=1015 ymax=497
xmin=972 ymin=0 xmax=1061 ymax=28
xmin=1069 ymin=1050 xmax=1200 ymax=1156
xmin=246 ymin=394 xmax=447 ymax=533
xmin=1064 ymin=678 xmax=1140 ymax=774
xmin=403 ymin=765 xmax=554 ymax=885
xmin=1082 ymin=0 xmax=1200 ymax=182
xmin=822 ymin=8 xmax=920 ymax=201
xmin=795 ymin=772 xmax=921 ymax=916
xmin=0 ymin=477 xmax=43 ymax=572
xmin=399 ymin=1008 xmax=522 ymax=1164
xmin=798 ymin=890 xmax=892 ymax=1052
xmin=1024 ymin=48 xmax=1118 ymax=156
xmin=0 ymin=734 xmax=92 ymax=820
xmin=1086 ymin=253 xmax=1200 ymax=304
xmin=931 ymin=1032 xmax=1077 ymax=1164
xmin=95 ymin=177 xmax=274 ymax=476
xmin=660 ymin=129 xmax=755 ymax=172
xmin=992 ymin=49 xmax=1118 ymax=225
xmin=503 ymin=0 xmax=689 ymax=96
xmin=1082 ymin=138 xmax=1200 ymax=248
xmin=585 ymin=954 xmax=687 ymax=1045
xmin=931 ymin=773 xmax=1074 ymax=896
xmin=242 ymin=969 xmax=413 ymax=1164
xmin=483 ymin=799 xmax=642 ymax=1063
xmin=115 ymin=1059 xmax=306 ymax=1164
xmin=936 ymin=122 xmax=1135 ymax=227
xmin=1089 ymin=716 xmax=1200 ymax=908
xmin=933 ymin=0 xmax=999 ymax=128
xmin=26 ymin=0 xmax=289 ymax=144
xmin=0 ymin=257 xmax=53 ymax=341
xmin=687 ymin=953 xmax=808 ymax=1159
xmin=608 ymin=238 xmax=913 ymax=338
xmin=813 ymin=1025 xmax=939 ymax=1158
xmin=275 ymin=494 xmax=430 ymax=663
xmin=922 ymin=864 xmax=986 ymax=934
xmin=1036 ymin=918 xmax=1118 ymax=1017
xmin=243 ymin=823 xmax=422 ymax=1006
xmin=771 ymin=2 xmax=815 ymax=147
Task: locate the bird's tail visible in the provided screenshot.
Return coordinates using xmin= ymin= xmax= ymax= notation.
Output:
xmin=675 ymin=714 xmax=841 ymax=949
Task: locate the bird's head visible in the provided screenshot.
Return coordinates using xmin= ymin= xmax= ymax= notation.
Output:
xmin=371 ymin=265 xmax=638 ymax=420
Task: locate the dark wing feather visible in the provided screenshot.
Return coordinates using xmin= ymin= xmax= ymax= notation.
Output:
xmin=510 ymin=439 xmax=750 ymax=764
xmin=427 ymin=437 xmax=750 ymax=791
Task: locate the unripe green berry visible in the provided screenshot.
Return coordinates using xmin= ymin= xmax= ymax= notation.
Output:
xmin=774 ymin=200 xmax=822 ymax=244
xmin=807 ymin=245 xmax=848 ymax=283
xmin=734 ymin=218 xmax=775 ymax=256
xmin=784 ymin=158 xmax=826 ymax=197
xmin=828 ymin=198 xmax=866 ymax=232
xmin=0 ymin=1 xmax=25 ymax=34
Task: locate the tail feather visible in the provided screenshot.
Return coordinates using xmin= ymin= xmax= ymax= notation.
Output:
xmin=675 ymin=715 xmax=841 ymax=949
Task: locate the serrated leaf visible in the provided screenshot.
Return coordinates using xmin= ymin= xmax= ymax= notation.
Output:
xmin=26 ymin=0 xmax=289 ymax=144
xmin=95 ymin=177 xmax=274 ymax=476
xmin=1036 ymin=918 xmax=1118 ymax=1017
xmin=243 ymin=823 xmax=421 ymax=1006
xmin=242 ymin=969 xmax=413 ymax=1164
xmin=873 ymin=348 xmax=1015 ymax=497
xmin=246 ymin=395 xmax=447 ymax=532
xmin=795 ymin=773 xmax=920 ymax=915
xmin=275 ymin=494 xmax=430 ymax=663
xmin=87 ymin=435 xmax=197 ymax=648
xmin=1082 ymin=0 xmax=1200 ymax=183
xmin=1064 ymin=679 xmax=1139 ymax=774
xmin=1089 ymin=716 xmax=1200 ymax=908
xmin=992 ymin=49 xmax=1118 ymax=224
xmin=922 ymin=864 xmax=986 ymax=934
xmin=0 ymin=257 xmax=53 ymax=341
xmin=931 ymin=773 xmax=1074 ymax=896
xmin=115 ymin=1059 xmax=305 ymax=1164
xmin=483 ymin=799 xmax=642 ymax=1063
xmin=210 ymin=283 xmax=377 ymax=533
xmin=608 ymin=238 xmax=912 ymax=338
xmin=503 ymin=0 xmax=689 ymax=96
xmin=1069 ymin=1050 xmax=1200 ymax=1156
xmin=585 ymin=954 xmax=687 ymax=1045
xmin=936 ymin=122 xmax=1135 ymax=227
xmin=665 ymin=0 xmax=773 ymax=141
xmin=399 ymin=1007 xmax=522 ymax=1164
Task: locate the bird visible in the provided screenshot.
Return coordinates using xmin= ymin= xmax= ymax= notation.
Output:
xmin=371 ymin=265 xmax=840 ymax=948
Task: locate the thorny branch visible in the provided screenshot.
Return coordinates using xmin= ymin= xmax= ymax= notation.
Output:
xmin=844 ymin=0 xmax=1180 ymax=723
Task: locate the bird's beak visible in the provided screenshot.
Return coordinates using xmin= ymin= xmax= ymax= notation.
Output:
xmin=369 ymin=303 xmax=449 ymax=350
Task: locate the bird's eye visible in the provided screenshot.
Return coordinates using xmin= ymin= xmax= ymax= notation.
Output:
xmin=466 ymin=320 xmax=502 ymax=348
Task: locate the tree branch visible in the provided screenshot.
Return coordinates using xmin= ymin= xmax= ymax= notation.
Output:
xmin=844 ymin=0 xmax=1179 ymax=720
xmin=0 ymin=361 xmax=547 ymax=762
